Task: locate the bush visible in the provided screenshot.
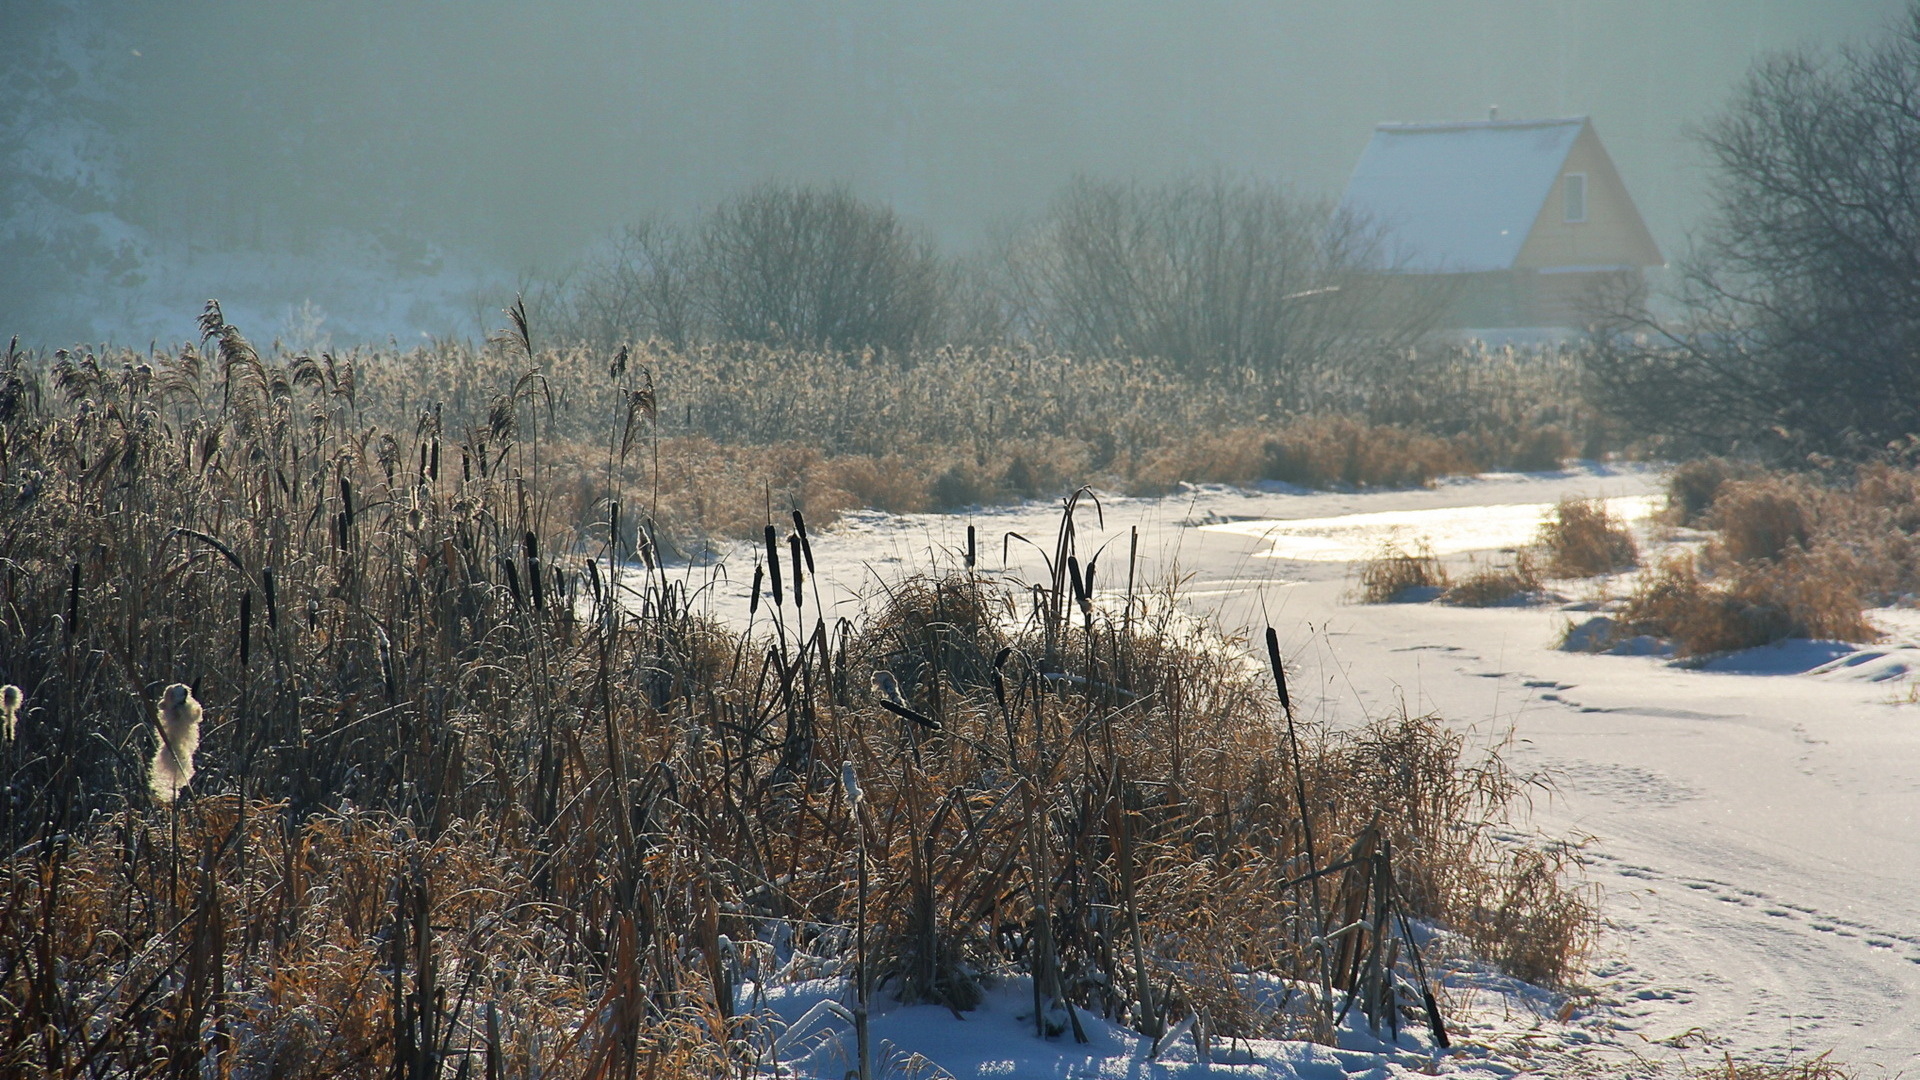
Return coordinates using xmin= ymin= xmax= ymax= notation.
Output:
xmin=1589 ymin=8 xmax=1920 ymax=457
xmin=1011 ymin=175 xmax=1438 ymax=400
xmin=1708 ymin=478 xmax=1816 ymax=562
xmin=1615 ymin=553 xmax=1875 ymax=656
xmin=1443 ymin=551 xmax=1543 ymax=607
xmin=1356 ymin=540 xmax=1450 ymax=603
xmin=1538 ymin=497 xmax=1638 ymax=577
xmin=1664 ymin=456 xmax=1759 ymax=526
xmin=1261 ymin=416 xmax=1471 ymax=489
xmin=699 ymin=182 xmax=948 ymax=351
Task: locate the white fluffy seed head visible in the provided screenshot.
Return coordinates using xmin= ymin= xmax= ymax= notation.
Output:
xmin=149 ymin=683 xmax=203 ymax=805
xmin=870 ymin=670 xmax=905 ymax=707
xmin=0 ymin=685 xmax=20 ymax=742
xmin=841 ymin=760 xmax=862 ymax=808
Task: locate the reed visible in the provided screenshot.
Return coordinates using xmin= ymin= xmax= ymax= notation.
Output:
xmin=0 ymin=306 xmax=1595 ymax=1077
xmin=1537 ymin=497 xmax=1638 ymax=578
xmin=1356 ymin=541 xmax=1450 ymax=603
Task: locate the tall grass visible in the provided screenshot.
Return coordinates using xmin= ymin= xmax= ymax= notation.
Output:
xmin=1599 ymin=465 xmax=1920 ymax=656
xmin=0 ymin=310 xmax=1593 ymax=1077
xmin=348 ymin=336 xmax=1618 ymax=539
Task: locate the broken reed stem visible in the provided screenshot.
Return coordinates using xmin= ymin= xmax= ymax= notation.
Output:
xmin=1268 ymin=626 xmax=1336 ymax=1039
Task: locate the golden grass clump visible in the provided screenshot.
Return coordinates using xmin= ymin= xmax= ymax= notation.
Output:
xmin=0 ymin=685 xmax=19 ymax=742
xmin=1537 ymin=497 xmax=1639 ymax=578
xmin=1261 ymin=416 xmax=1473 ymax=490
xmin=1356 ymin=540 xmax=1450 ymax=602
xmin=1614 ymin=553 xmax=1876 ymax=656
xmin=1707 ymin=478 xmax=1817 ymax=563
xmin=0 ymin=309 xmax=1598 ymax=1074
xmin=1664 ymin=456 xmax=1760 ymax=526
xmin=1442 ymin=550 xmax=1543 ymax=607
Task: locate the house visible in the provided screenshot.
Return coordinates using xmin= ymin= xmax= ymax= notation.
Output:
xmin=1336 ymin=115 xmax=1662 ymax=329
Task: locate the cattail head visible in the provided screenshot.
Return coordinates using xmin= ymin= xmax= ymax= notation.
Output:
xmin=841 ymin=760 xmax=862 ymax=809
xmin=0 ymin=685 xmax=20 ymax=742
xmin=870 ymin=670 xmax=905 ymax=708
xmin=149 ymin=683 xmax=203 ymax=805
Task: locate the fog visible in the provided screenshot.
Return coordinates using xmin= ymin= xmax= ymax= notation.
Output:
xmin=2 ymin=0 xmax=1907 ymax=343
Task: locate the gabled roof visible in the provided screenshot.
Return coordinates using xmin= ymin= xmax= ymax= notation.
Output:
xmin=1338 ymin=117 xmax=1586 ymax=273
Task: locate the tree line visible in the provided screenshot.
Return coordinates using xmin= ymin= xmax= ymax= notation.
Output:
xmin=533 ymin=176 xmax=1445 ymax=408
xmin=1591 ymin=3 xmax=1920 ymax=461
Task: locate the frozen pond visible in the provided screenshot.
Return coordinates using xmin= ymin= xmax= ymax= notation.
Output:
xmin=1199 ymin=494 xmax=1660 ymax=561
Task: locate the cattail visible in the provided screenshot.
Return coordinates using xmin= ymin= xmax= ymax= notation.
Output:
xmin=1 ymin=685 xmax=21 ymax=742
xmin=788 ymin=533 xmax=805 ymax=610
xmin=791 ymin=509 xmax=815 ymax=573
xmin=764 ymin=525 xmax=783 ymax=607
xmin=841 ymin=760 xmax=862 ymax=809
xmin=149 ymin=683 xmax=202 ymax=805
xmin=870 ymin=670 xmax=906 ymax=708
xmin=524 ymin=532 xmax=544 ymax=611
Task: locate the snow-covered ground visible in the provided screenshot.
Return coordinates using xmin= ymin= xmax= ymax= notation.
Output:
xmin=655 ymin=463 xmax=1920 ymax=1077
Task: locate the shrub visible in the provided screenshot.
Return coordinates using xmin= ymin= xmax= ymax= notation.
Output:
xmin=1615 ymin=552 xmax=1875 ymax=656
xmin=1443 ymin=550 xmax=1543 ymax=607
xmin=1664 ymin=456 xmax=1758 ymax=525
xmin=1708 ymin=478 xmax=1816 ymax=562
xmin=1262 ymin=416 xmax=1471 ymax=489
xmin=1356 ymin=540 xmax=1449 ymax=603
xmin=1538 ymin=497 xmax=1638 ymax=577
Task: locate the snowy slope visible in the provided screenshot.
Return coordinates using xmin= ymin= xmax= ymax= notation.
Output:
xmin=662 ymin=464 xmax=1919 ymax=1075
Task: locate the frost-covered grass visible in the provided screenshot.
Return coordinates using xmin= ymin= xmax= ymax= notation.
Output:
xmin=0 ymin=314 xmax=1597 ymax=1077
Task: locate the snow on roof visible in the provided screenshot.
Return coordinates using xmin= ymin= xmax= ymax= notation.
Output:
xmin=1338 ymin=117 xmax=1585 ymax=273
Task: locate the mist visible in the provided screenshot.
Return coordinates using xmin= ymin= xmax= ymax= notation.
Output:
xmin=2 ymin=0 xmax=1906 ymax=344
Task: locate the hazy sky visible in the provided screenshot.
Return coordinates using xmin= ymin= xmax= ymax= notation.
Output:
xmin=4 ymin=0 xmax=1911 ymax=339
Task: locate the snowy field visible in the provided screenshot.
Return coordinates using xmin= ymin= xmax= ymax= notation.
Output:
xmin=650 ymin=463 xmax=1920 ymax=1077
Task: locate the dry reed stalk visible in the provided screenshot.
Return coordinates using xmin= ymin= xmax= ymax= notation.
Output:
xmin=0 ymin=309 xmax=1604 ymax=1075
xmin=1356 ymin=540 xmax=1449 ymax=603
xmin=1538 ymin=497 xmax=1638 ymax=578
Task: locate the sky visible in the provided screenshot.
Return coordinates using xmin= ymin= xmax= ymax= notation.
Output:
xmin=2 ymin=0 xmax=1909 ymax=342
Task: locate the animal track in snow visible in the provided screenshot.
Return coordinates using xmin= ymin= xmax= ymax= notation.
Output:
xmin=1583 ymin=849 xmax=1920 ymax=966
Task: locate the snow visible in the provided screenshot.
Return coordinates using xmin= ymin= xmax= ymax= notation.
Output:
xmin=649 ymin=462 xmax=1920 ymax=1075
xmin=1197 ymin=495 xmax=1658 ymax=561
xmin=755 ymin=976 xmax=1530 ymax=1079
xmin=1337 ymin=119 xmax=1584 ymax=273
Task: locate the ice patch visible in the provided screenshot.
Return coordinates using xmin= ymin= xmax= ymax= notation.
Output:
xmin=1201 ymin=496 xmax=1658 ymax=562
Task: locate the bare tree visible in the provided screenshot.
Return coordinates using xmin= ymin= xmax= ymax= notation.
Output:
xmin=568 ymin=219 xmax=700 ymax=348
xmin=1010 ymin=175 xmax=1433 ymax=405
xmin=696 ymin=182 xmax=947 ymax=352
xmin=1590 ymin=7 xmax=1920 ymax=457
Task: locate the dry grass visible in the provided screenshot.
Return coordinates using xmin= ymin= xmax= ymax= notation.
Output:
xmin=1538 ymin=497 xmax=1639 ymax=578
xmin=1356 ymin=541 xmax=1451 ymax=603
xmin=1603 ymin=458 xmax=1920 ymax=656
xmin=1708 ymin=478 xmax=1818 ymax=563
xmin=1614 ymin=552 xmax=1876 ymax=656
xmin=357 ymin=335 xmax=1621 ymax=524
xmin=1443 ymin=551 xmax=1544 ymax=607
xmin=1663 ymin=456 xmax=1761 ymax=526
xmin=1260 ymin=416 xmax=1475 ymax=489
xmin=0 ymin=310 xmax=1597 ymax=1075
xmin=1687 ymin=1052 xmax=1853 ymax=1080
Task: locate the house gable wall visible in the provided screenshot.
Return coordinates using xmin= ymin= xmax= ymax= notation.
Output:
xmin=1513 ymin=122 xmax=1663 ymax=271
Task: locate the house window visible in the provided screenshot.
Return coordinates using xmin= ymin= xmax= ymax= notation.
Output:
xmin=1563 ymin=172 xmax=1588 ymax=223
